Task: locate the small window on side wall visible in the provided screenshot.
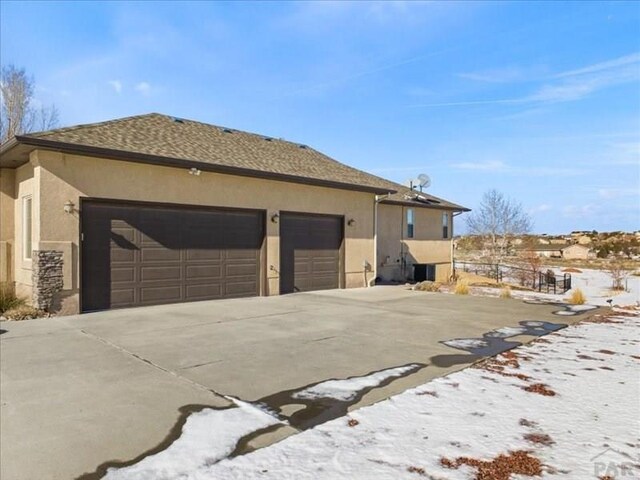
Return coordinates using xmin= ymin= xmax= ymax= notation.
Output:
xmin=442 ymin=212 xmax=449 ymax=239
xmin=407 ymin=208 xmax=414 ymax=238
xmin=23 ymin=196 xmax=32 ymax=260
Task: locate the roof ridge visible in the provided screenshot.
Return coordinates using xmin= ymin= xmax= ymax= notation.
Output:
xmin=26 ymin=112 xmax=163 ymax=138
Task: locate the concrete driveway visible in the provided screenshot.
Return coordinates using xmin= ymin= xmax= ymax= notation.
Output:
xmin=0 ymin=287 xmax=593 ymax=480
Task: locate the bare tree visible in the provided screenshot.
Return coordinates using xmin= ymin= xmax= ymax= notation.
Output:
xmin=0 ymin=65 xmax=59 ymax=143
xmin=466 ymin=189 xmax=532 ymax=263
xmin=606 ymin=259 xmax=629 ymax=291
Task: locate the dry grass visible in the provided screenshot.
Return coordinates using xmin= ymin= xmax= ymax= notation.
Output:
xmin=0 ymin=282 xmax=26 ymax=314
xmin=499 ymin=286 xmax=512 ymax=299
xmin=413 ymin=281 xmax=442 ymax=292
xmin=440 ymin=450 xmax=542 ymax=480
xmin=567 ymin=288 xmax=586 ymax=305
xmin=454 ymin=279 xmax=470 ymax=295
xmin=2 ymin=305 xmax=44 ymax=321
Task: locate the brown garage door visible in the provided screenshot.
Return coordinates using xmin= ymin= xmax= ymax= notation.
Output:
xmin=81 ymin=200 xmax=264 ymax=312
xmin=280 ymin=212 xmax=343 ymax=294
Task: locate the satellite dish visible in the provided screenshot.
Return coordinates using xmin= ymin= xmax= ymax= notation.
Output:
xmin=418 ymin=174 xmax=431 ymax=189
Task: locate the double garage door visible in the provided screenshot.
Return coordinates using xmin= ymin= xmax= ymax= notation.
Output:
xmin=81 ymin=200 xmax=344 ymax=312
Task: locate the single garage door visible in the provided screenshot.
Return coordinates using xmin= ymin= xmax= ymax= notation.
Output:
xmin=81 ymin=200 xmax=264 ymax=312
xmin=280 ymin=212 xmax=343 ymax=294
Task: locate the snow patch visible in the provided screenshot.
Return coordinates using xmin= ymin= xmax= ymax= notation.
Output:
xmin=292 ymin=364 xmax=420 ymax=402
xmin=103 ymin=400 xmax=280 ymax=480
xmin=442 ymin=338 xmax=489 ymax=349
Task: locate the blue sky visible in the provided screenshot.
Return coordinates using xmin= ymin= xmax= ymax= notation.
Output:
xmin=1 ymin=1 xmax=639 ymax=233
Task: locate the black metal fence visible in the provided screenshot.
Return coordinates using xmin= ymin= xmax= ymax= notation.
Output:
xmin=453 ymin=261 xmax=572 ymax=294
xmin=538 ymin=270 xmax=572 ymax=294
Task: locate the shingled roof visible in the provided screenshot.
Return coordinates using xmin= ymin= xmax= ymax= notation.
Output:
xmin=0 ymin=113 xmax=397 ymax=194
xmin=379 ymin=183 xmax=470 ymax=211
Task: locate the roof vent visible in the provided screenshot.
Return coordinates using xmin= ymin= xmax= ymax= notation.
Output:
xmin=263 ymin=136 xmax=273 ymax=142
xmin=299 ymin=144 xmax=308 ymax=149
xmin=171 ymin=117 xmax=185 ymax=124
xmin=221 ymin=128 xmax=233 ymax=134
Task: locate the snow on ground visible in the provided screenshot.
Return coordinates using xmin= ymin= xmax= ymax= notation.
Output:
xmin=462 ymin=267 xmax=640 ymax=308
xmin=293 ymin=364 xmax=421 ymax=402
xmin=103 ymin=400 xmax=281 ymax=480
xmin=192 ymin=312 xmax=639 ymax=480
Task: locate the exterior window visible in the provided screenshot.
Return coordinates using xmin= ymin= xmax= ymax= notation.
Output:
xmin=23 ymin=196 xmax=32 ymax=260
xmin=442 ymin=212 xmax=449 ymax=239
xmin=406 ymin=208 xmax=414 ymax=238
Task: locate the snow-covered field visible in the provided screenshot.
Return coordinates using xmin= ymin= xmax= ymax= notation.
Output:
xmin=472 ymin=267 xmax=640 ymax=307
xmin=105 ymin=311 xmax=640 ymax=480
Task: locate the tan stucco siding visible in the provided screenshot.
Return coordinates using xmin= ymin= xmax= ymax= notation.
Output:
xmin=33 ymin=150 xmax=376 ymax=311
xmin=0 ymin=168 xmax=17 ymax=284
xmin=377 ymin=203 xmax=452 ymax=282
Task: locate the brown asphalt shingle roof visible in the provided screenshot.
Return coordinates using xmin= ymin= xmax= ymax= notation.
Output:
xmin=2 ymin=113 xmax=468 ymax=209
xmin=18 ymin=113 xmax=399 ymax=193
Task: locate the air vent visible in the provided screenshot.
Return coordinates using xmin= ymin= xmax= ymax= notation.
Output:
xmin=221 ymin=128 xmax=233 ymax=134
xmin=171 ymin=117 xmax=185 ymax=124
xmin=299 ymin=144 xmax=308 ymax=149
xmin=263 ymin=136 xmax=273 ymax=142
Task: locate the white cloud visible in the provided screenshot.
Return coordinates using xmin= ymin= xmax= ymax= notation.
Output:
xmin=457 ymin=66 xmax=540 ymax=84
xmin=451 ymin=160 xmax=507 ymax=171
xmin=416 ymin=52 xmax=640 ymax=108
xmin=562 ymin=204 xmax=600 ymax=218
xmin=554 ymin=52 xmax=640 ymax=78
xmin=135 ymin=81 xmax=151 ymax=95
xmin=598 ymin=188 xmax=640 ymax=199
xmin=108 ymin=80 xmax=122 ymax=94
xmin=529 ymin=204 xmax=552 ymax=214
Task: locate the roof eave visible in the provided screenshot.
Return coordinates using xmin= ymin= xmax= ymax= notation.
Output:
xmin=380 ymin=198 xmax=471 ymax=212
xmin=2 ymin=136 xmax=396 ymax=195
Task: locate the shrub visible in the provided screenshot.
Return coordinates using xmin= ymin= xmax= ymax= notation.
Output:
xmin=2 ymin=305 xmax=45 ymax=321
xmin=454 ymin=279 xmax=470 ymax=295
xmin=413 ymin=281 xmax=442 ymax=292
xmin=568 ymin=288 xmax=586 ymax=305
xmin=0 ymin=282 xmax=25 ymax=314
xmin=500 ymin=286 xmax=512 ymax=299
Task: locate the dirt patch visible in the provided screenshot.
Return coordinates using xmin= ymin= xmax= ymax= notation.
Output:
xmin=519 ymin=419 xmax=538 ymax=428
xmin=561 ymin=268 xmax=583 ymax=273
xmin=347 ymin=418 xmax=359 ymax=427
xmin=440 ymin=450 xmax=542 ymax=480
xmin=523 ymin=383 xmax=556 ymax=396
xmin=416 ymin=390 xmax=438 ymax=397
xmin=524 ymin=433 xmax=555 ymax=446
xmin=407 ymin=466 xmax=427 ymax=476
xmin=598 ymin=349 xmax=616 ymax=355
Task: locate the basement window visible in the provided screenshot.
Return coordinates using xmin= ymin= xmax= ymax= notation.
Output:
xmin=407 ymin=208 xmax=414 ymax=238
xmin=442 ymin=212 xmax=449 ymax=239
xmin=23 ymin=196 xmax=32 ymax=260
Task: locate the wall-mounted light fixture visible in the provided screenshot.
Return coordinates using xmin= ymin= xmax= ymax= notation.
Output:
xmin=188 ymin=167 xmax=201 ymax=176
xmin=347 ymin=218 xmax=356 ymax=227
xmin=271 ymin=213 xmax=280 ymax=223
xmin=63 ymin=200 xmax=75 ymax=214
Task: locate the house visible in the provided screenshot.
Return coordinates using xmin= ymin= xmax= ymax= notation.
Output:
xmin=0 ymin=113 xmax=468 ymax=314
xmin=561 ymin=244 xmax=595 ymax=260
xmin=517 ymin=244 xmax=568 ymax=258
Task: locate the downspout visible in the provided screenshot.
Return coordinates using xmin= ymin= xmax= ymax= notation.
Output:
xmin=370 ymin=193 xmax=392 ymax=287
xmin=452 ymin=211 xmax=464 ymax=280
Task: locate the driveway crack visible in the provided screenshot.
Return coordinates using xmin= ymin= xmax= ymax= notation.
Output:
xmin=78 ymin=329 xmax=227 ymax=400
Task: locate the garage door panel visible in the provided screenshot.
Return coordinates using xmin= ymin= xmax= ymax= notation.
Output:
xmin=111 ymin=289 xmax=135 ymax=306
xmin=82 ymin=201 xmax=264 ymax=312
xmin=225 ymin=263 xmax=258 ymax=277
xmin=140 ymin=285 xmax=183 ymax=304
xmin=186 ymin=284 xmax=222 ymax=300
xmin=140 ymin=266 xmax=182 ymax=282
xmin=140 ymin=247 xmax=181 ymax=262
xmin=185 ymin=264 xmax=222 ymax=280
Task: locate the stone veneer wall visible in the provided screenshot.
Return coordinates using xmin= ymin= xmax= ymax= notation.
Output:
xmin=32 ymin=250 xmax=63 ymax=311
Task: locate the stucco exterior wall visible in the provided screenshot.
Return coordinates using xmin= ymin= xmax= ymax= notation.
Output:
xmin=562 ymin=245 xmax=593 ymax=260
xmin=30 ymin=150 xmax=377 ymax=312
xmin=377 ymin=203 xmax=453 ymax=282
xmin=0 ymin=168 xmax=16 ymax=284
